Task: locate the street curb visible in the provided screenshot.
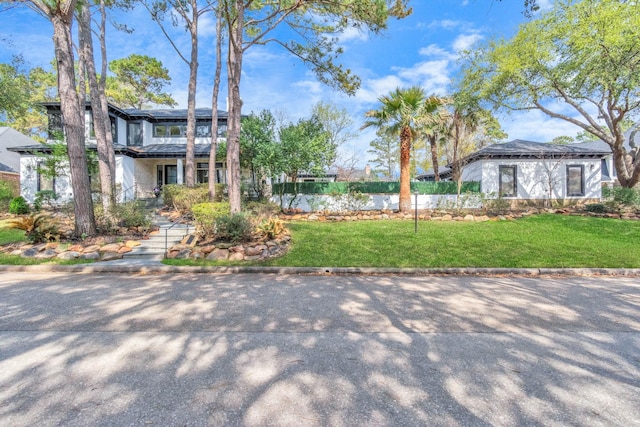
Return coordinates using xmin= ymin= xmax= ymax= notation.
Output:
xmin=1 ymin=264 xmax=640 ymax=276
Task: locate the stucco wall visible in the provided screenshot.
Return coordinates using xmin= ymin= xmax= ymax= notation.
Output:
xmin=462 ymin=158 xmax=601 ymax=200
xmin=19 ymin=156 xmax=73 ymax=204
xmin=271 ymin=193 xmax=482 ymax=212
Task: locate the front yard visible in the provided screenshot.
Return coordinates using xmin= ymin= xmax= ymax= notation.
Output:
xmin=166 ymin=214 xmax=640 ymax=268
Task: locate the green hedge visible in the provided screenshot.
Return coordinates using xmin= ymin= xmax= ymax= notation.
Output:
xmin=272 ymin=181 xmax=481 ymax=195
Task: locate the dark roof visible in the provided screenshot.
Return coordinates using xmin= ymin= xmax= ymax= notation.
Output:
xmin=462 ymin=139 xmax=610 ymax=163
xmin=122 ymin=108 xmax=228 ymax=122
xmin=41 ymin=101 xmax=228 ymax=122
xmin=416 ymin=139 xmax=610 ymax=180
xmin=8 ymin=143 xmax=215 ymax=159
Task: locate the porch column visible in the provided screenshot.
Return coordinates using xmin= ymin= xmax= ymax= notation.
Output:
xmin=177 ymin=158 xmax=184 ymax=185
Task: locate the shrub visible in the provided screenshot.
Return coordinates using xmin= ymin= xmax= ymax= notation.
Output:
xmin=110 ymin=200 xmax=151 ymax=228
xmin=33 ymin=190 xmax=59 ymax=211
xmin=0 ymin=180 xmax=16 ymax=212
xmin=6 ymin=213 xmax=60 ymax=243
xmin=244 ymin=200 xmax=282 ymax=219
xmin=585 ymin=203 xmax=607 ymax=214
xmin=215 ymin=213 xmax=253 ymax=243
xmin=191 ymin=202 xmax=230 ymax=237
xmin=163 ymin=184 xmax=210 ymax=212
xmin=257 ymin=217 xmax=286 ymax=239
xmin=602 ymin=186 xmax=640 ymax=211
xmin=481 ymin=193 xmax=511 ymax=215
xmin=9 ymin=196 xmax=30 ymax=215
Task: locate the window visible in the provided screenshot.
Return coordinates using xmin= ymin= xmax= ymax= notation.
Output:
xmin=153 ymin=123 xmax=213 ymax=138
xmin=154 ymin=125 xmax=167 ymax=137
xmin=197 ymin=162 xmax=209 ymax=184
xmin=110 ymin=116 xmax=118 ymax=142
xmin=499 ymin=165 xmax=517 ymax=197
xmin=567 ymin=165 xmax=585 ymax=197
xmin=127 ymin=122 xmax=143 ymax=146
xmin=196 ymin=125 xmax=211 ymax=137
xmin=165 ymin=165 xmax=178 ymax=184
xmin=47 ymin=111 xmax=63 ymax=140
xmin=37 ymin=162 xmax=54 ymax=192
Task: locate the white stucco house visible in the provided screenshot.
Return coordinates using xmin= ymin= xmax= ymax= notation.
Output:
xmin=418 ymin=139 xmax=611 ymax=204
xmin=8 ymin=102 xmax=229 ymax=204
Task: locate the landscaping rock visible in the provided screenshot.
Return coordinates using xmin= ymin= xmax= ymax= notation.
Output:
xmin=100 ymin=243 xmax=122 ymax=253
xmin=463 ymin=214 xmax=475 ymax=221
xmin=100 ymin=252 xmax=123 ymax=261
xmin=57 ymin=251 xmax=80 ymax=260
xmin=35 ymin=249 xmax=58 ymax=259
xmin=21 ymin=248 xmax=39 ymax=257
xmin=125 ymin=240 xmax=141 ymax=248
xmin=207 ymin=248 xmax=229 ymax=261
xmin=80 ymin=252 xmax=100 ymax=260
xmin=83 ymin=245 xmax=101 ymax=253
xmin=229 ymin=252 xmax=244 ymax=261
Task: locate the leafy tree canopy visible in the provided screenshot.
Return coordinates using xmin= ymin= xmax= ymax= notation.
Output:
xmin=459 ymin=0 xmax=640 ymax=187
xmin=106 ymin=54 xmax=177 ymax=109
xmin=0 ymin=56 xmax=57 ymax=139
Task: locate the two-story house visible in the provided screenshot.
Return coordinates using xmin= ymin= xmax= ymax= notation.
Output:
xmin=10 ymin=102 xmax=229 ymax=204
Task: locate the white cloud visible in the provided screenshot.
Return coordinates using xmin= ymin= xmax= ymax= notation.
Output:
xmin=337 ymin=26 xmax=369 ymax=44
xmin=418 ymin=44 xmax=457 ymax=60
xmin=428 ymin=19 xmax=462 ymax=30
xmin=395 ymin=60 xmax=450 ymax=94
xmin=452 ymin=33 xmax=483 ymax=53
xmin=501 ymin=110 xmax=581 ymax=143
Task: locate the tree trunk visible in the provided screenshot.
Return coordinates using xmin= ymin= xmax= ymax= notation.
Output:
xmin=399 ymin=127 xmax=412 ymax=212
xmin=98 ymin=0 xmax=117 ymax=202
xmin=51 ymin=12 xmax=96 ymax=236
xmin=209 ymin=8 xmax=223 ymax=202
xmin=610 ymin=133 xmax=640 ymax=188
xmin=78 ymin=2 xmax=114 ymax=213
xmin=226 ymin=0 xmax=244 ymax=213
xmin=429 ymin=134 xmax=440 ymax=182
xmin=185 ymin=1 xmax=199 ymax=188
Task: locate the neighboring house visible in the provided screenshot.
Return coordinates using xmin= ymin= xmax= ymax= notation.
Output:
xmin=0 ymin=127 xmax=39 ymax=174
xmin=0 ymin=127 xmax=39 ymax=191
xmin=418 ymin=139 xmax=610 ymax=204
xmin=8 ymin=102 xmax=229 ymax=204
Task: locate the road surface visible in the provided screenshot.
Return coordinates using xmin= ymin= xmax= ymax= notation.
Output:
xmin=0 ymin=272 xmax=639 ymax=426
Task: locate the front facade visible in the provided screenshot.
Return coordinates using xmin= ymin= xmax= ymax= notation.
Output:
xmin=419 ymin=139 xmax=610 ymax=204
xmin=11 ymin=102 xmax=229 ymax=203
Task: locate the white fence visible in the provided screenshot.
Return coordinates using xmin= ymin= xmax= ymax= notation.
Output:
xmin=270 ymin=193 xmax=483 ymax=212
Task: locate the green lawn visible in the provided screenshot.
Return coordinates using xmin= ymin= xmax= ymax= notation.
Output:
xmin=167 ymin=214 xmax=640 ymax=268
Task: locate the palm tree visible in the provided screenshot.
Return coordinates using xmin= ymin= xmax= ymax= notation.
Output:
xmin=362 ymin=87 xmax=445 ymax=212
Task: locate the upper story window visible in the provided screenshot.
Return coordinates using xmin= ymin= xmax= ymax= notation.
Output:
xmin=499 ymin=165 xmax=517 ymax=197
xmin=153 ymin=123 xmax=214 ymax=138
xmin=47 ymin=111 xmax=63 ymax=140
xmin=127 ymin=122 xmax=143 ymax=146
xmin=152 ymin=122 xmax=227 ymax=138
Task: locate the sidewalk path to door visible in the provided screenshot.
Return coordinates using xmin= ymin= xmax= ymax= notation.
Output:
xmin=0 ymin=272 xmax=638 ymax=426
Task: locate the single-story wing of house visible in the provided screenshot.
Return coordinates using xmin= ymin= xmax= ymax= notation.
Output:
xmin=418 ymin=139 xmax=611 ymax=204
xmin=8 ymin=102 xmax=230 ymax=204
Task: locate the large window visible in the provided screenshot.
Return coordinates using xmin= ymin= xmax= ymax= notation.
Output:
xmin=499 ymin=165 xmax=517 ymax=197
xmin=153 ymin=123 xmax=214 ymax=138
xmin=127 ymin=122 xmax=143 ymax=146
xmin=566 ymin=165 xmax=585 ymax=197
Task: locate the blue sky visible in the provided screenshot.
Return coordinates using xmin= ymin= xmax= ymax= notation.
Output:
xmin=1 ymin=0 xmax=578 ymax=166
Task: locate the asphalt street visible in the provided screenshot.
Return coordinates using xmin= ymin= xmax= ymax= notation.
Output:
xmin=0 ymin=272 xmax=639 ymax=426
